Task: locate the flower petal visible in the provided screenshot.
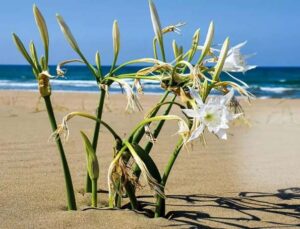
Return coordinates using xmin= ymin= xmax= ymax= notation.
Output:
xmin=188 ymin=123 xmax=205 ymax=142
xmin=228 ymin=41 xmax=247 ymax=55
xmin=188 ymin=87 xmax=203 ymax=106
xmin=215 ymin=128 xmax=227 ymax=140
xmin=182 ymin=109 xmax=201 ymax=118
xmin=221 ymin=89 xmax=234 ymax=105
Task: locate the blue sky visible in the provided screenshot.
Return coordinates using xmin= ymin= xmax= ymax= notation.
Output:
xmin=1 ymin=0 xmax=299 ymax=66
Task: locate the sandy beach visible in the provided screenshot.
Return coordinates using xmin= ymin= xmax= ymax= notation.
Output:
xmin=0 ymin=90 xmax=299 ymax=228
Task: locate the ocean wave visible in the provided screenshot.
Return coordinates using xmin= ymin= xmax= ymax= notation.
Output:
xmin=259 ymin=87 xmax=296 ymax=93
xmin=2 ymin=79 xmax=300 ymax=98
xmin=0 ymin=79 xmax=99 ymax=88
xmin=279 ymin=79 xmax=287 ymax=83
xmin=0 ymin=80 xmax=37 ymax=88
xmin=51 ymin=79 xmax=98 ymax=87
xmin=0 ymin=79 xmax=163 ymax=91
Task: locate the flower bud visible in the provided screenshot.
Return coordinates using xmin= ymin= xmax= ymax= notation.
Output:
xmin=197 ymin=21 xmax=214 ymax=64
xmin=213 ymin=37 xmax=230 ymax=81
xmin=112 ymin=20 xmax=120 ymax=60
xmin=33 ymin=5 xmax=49 ymax=66
xmin=149 ymin=0 xmax=163 ymax=48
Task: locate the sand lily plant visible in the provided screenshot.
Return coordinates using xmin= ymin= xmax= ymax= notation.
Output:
xmin=13 ymin=0 xmax=255 ymax=218
xmin=12 ymin=5 xmax=76 ymax=210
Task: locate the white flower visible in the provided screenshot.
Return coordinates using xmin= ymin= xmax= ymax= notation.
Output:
xmin=144 ymin=124 xmax=156 ymax=143
xmin=133 ymin=79 xmax=144 ymax=94
xmin=182 ymin=88 xmax=242 ymax=141
xmin=56 ymin=65 xmax=66 ymax=77
xmin=177 ymin=120 xmax=190 ymax=143
xmin=118 ymin=80 xmax=143 ymax=112
xmin=222 ymin=41 xmax=256 ymax=73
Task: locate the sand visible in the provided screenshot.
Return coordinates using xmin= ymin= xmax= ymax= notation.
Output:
xmin=0 ymin=90 xmax=299 ymax=228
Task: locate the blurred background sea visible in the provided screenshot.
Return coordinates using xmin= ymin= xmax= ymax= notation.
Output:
xmin=0 ymin=65 xmax=300 ymax=98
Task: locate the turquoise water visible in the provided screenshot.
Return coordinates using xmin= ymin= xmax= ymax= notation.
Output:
xmin=0 ymin=65 xmax=300 ymax=98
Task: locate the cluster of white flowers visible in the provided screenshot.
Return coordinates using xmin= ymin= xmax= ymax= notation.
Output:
xmin=182 ymin=88 xmax=242 ymax=142
xmin=176 ymin=41 xmax=256 ymax=143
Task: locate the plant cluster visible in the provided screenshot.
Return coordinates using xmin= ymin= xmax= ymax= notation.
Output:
xmin=13 ymin=0 xmax=255 ymax=217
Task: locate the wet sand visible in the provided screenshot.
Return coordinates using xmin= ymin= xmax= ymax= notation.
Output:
xmin=0 ymin=90 xmax=299 ymax=228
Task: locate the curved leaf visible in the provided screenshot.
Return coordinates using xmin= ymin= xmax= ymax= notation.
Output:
xmin=29 ymin=41 xmax=42 ymax=72
xmin=132 ymin=143 xmax=161 ymax=183
xmin=188 ymin=29 xmax=200 ymax=62
xmin=80 ymin=131 xmax=99 ymax=180
xmin=123 ymin=141 xmax=165 ymax=198
xmin=12 ymin=33 xmax=38 ymax=74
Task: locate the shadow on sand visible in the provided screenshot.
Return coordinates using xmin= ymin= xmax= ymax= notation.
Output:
xmin=138 ymin=187 xmax=300 ymax=228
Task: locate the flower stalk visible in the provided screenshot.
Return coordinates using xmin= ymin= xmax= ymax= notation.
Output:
xmin=80 ymin=131 xmax=100 ymax=207
xmin=154 ymin=137 xmax=184 ymax=217
xmin=85 ymin=88 xmax=106 ymax=193
xmin=91 ymin=179 xmax=98 ymax=207
xmin=44 ymin=96 xmax=77 ymax=210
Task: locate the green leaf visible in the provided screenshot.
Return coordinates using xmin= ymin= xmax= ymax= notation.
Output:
xmin=132 ymin=143 xmax=161 ymax=183
xmin=80 ymin=131 xmax=99 ymax=180
xmin=12 ymin=33 xmax=38 ymax=74
xmin=123 ymin=141 xmax=164 ymax=197
xmin=33 ymin=5 xmax=49 ymax=66
xmin=95 ymin=51 xmax=102 ymax=77
xmin=29 ymin=41 xmax=42 ymax=72
xmin=178 ymin=46 xmax=183 ymax=58
xmin=172 ymin=40 xmax=179 ymax=60
xmin=188 ymin=29 xmax=200 ymax=62
xmin=40 ymin=56 xmax=47 ymax=71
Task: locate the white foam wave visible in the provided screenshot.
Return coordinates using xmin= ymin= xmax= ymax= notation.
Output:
xmin=279 ymin=79 xmax=287 ymax=83
xmin=0 ymin=80 xmax=37 ymax=88
xmin=51 ymin=80 xmax=97 ymax=87
xmin=259 ymin=87 xmax=295 ymax=93
xmin=0 ymin=79 xmax=162 ymax=90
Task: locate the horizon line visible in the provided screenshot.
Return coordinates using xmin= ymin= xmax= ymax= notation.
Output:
xmin=0 ymin=64 xmax=299 ymax=68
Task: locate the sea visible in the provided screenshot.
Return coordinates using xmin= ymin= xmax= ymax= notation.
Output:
xmin=0 ymin=65 xmax=300 ymax=98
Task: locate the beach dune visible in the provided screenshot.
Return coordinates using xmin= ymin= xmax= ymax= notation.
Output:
xmin=0 ymin=91 xmax=299 ymax=228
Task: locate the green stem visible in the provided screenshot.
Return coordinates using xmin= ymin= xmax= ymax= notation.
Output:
xmin=129 ymin=91 xmax=170 ymax=143
xmin=155 ymin=138 xmax=184 ymax=217
xmin=85 ymin=88 xmax=106 ymax=193
xmin=114 ymin=180 xmax=122 ymax=208
xmin=91 ymin=179 xmax=97 ymax=207
xmin=124 ymin=182 xmax=138 ymax=210
xmin=132 ymin=95 xmax=177 ymax=178
xmin=158 ymin=40 xmax=166 ymax=62
xmin=153 ymin=38 xmax=158 ymax=60
xmin=43 ymin=96 xmax=77 ymax=210
xmin=161 ymin=138 xmax=184 ymax=185
xmin=65 ymin=112 xmax=121 ymax=141
xmin=155 ymin=195 xmax=165 ymax=218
